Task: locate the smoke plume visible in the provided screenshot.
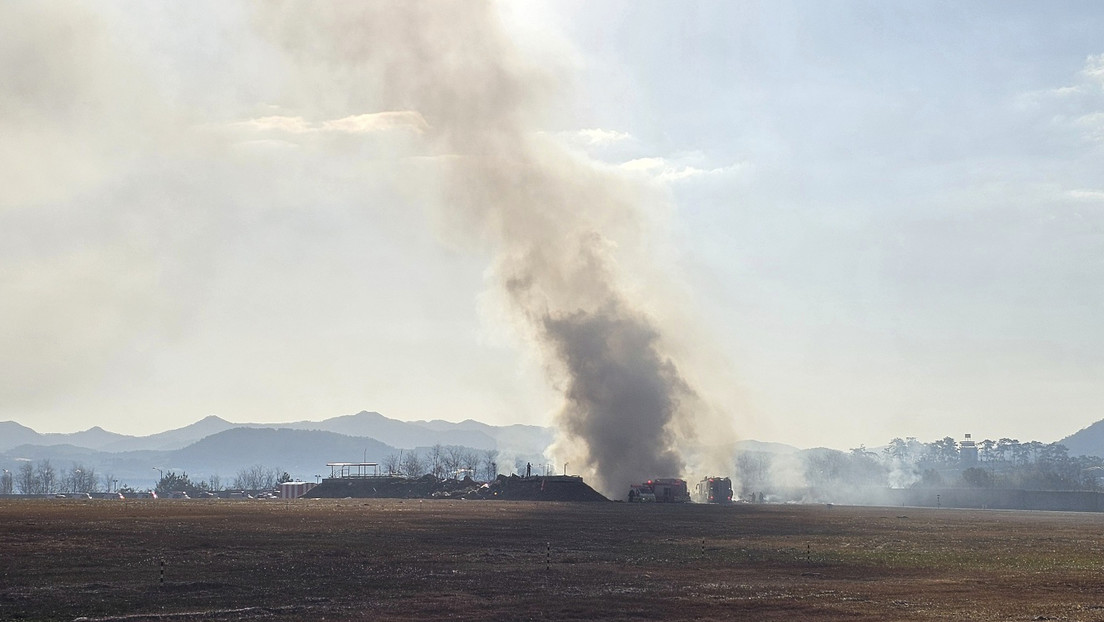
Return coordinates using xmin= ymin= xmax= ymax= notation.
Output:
xmin=261 ymin=2 xmax=729 ymax=497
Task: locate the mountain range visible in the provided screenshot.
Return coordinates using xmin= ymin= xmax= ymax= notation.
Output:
xmin=0 ymin=411 xmax=554 ymax=488
xmin=0 ymin=411 xmax=551 ymax=454
xmin=1055 ymin=420 xmax=1104 ymax=458
xmin=4 ymin=411 xmax=1103 ymax=490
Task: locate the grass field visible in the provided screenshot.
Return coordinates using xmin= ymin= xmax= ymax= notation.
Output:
xmin=4 ymin=498 xmax=1104 ymax=620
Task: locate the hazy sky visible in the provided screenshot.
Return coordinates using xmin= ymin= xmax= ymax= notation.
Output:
xmin=3 ymin=1 xmax=1103 ymax=450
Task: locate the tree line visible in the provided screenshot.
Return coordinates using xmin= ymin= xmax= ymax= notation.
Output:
xmin=881 ymin=436 xmax=1076 ymax=467
xmin=0 ymin=444 xmax=515 ymax=496
xmin=873 ymin=436 xmax=1101 ymax=490
xmin=0 ymin=460 xmax=296 ymax=496
xmin=2 ymin=460 xmax=116 ymax=495
xmin=735 ymin=436 xmax=1104 ymax=499
xmin=381 ymin=445 xmax=499 ymax=481
xmin=153 ymin=465 xmax=294 ymax=495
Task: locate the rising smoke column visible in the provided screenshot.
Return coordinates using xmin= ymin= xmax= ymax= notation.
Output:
xmin=261 ymin=2 xmax=725 ymax=497
xmin=541 ymin=301 xmax=691 ymax=494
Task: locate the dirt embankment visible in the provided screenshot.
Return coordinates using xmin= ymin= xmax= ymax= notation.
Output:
xmin=302 ymin=474 xmax=609 ymax=502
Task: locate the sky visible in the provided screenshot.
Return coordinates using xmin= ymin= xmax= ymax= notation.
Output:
xmin=2 ymin=1 xmax=1103 ymax=451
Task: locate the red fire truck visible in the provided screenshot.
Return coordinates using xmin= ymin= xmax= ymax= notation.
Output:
xmin=627 ymin=478 xmax=690 ymax=503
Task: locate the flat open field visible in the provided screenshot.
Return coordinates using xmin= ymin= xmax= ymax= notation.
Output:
xmin=4 ymin=499 xmax=1104 ymax=621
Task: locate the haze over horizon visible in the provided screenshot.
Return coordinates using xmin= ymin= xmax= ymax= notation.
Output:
xmin=4 ymin=2 xmax=1103 ymax=454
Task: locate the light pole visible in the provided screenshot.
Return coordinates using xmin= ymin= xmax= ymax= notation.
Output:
xmin=153 ymin=467 xmax=163 ymax=489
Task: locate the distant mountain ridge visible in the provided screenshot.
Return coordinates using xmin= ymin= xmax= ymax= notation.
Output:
xmin=0 ymin=411 xmax=553 ymax=456
xmin=1059 ymin=419 xmax=1104 ymax=459
xmin=167 ymin=428 xmax=397 ymax=479
xmin=0 ymin=421 xmax=42 ymax=450
xmin=102 ymin=415 xmax=238 ymax=452
xmin=734 ymin=439 xmax=800 ymax=455
xmin=11 ymin=411 xmax=1102 ymax=490
xmin=10 ymin=412 xmax=1102 ymax=459
xmin=2 ymin=429 xmax=402 ymax=487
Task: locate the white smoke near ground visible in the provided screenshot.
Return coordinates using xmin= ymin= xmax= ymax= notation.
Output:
xmin=256 ymin=3 xmax=735 ymax=498
xmin=732 ymin=444 xmax=930 ymax=506
xmin=886 ymin=455 xmax=922 ymax=489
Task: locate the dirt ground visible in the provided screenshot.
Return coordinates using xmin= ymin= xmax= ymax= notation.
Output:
xmin=4 ymin=499 xmax=1104 ymax=621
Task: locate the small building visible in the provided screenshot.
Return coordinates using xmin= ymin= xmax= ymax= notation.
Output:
xmin=279 ymin=481 xmax=317 ymax=499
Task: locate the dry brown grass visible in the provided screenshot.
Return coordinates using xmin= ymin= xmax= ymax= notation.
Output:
xmin=4 ymin=499 xmax=1104 ymax=620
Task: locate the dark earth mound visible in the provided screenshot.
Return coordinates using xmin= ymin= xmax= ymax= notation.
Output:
xmin=302 ymin=474 xmax=608 ymax=502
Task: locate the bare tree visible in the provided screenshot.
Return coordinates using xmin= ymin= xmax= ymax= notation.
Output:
xmin=382 ymin=453 xmax=401 ymax=476
xmin=735 ymin=452 xmax=771 ymax=496
xmin=481 ymin=449 xmax=499 ymax=481
xmin=442 ymin=447 xmax=479 ymax=479
xmin=429 ymin=443 xmax=445 ymax=479
xmin=63 ymin=463 xmax=97 ymax=493
xmin=207 ymin=474 xmax=222 ymax=491
xmin=443 ymin=446 xmax=464 ymax=478
xmin=82 ymin=466 xmax=99 ymax=492
xmin=233 ymin=465 xmax=281 ymax=491
xmin=400 ymin=451 xmax=425 ymax=478
xmin=17 ymin=462 xmax=36 ymax=494
xmin=1 ymin=469 xmax=13 ymax=494
xmin=460 ymin=449 xmax=479 ymax=479
xmin=36 ymin=459 xmax=56 ymax=494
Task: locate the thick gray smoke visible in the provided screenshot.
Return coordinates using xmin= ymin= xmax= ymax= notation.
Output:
xmin=261 ymin=2 xmax=727 ymax=497
xmin=542 ymin=301 xmax=693 ymax=494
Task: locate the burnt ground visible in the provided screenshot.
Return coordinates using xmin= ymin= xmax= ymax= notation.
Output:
xmin=4 ymin=500 xmax=1104 ymax=621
